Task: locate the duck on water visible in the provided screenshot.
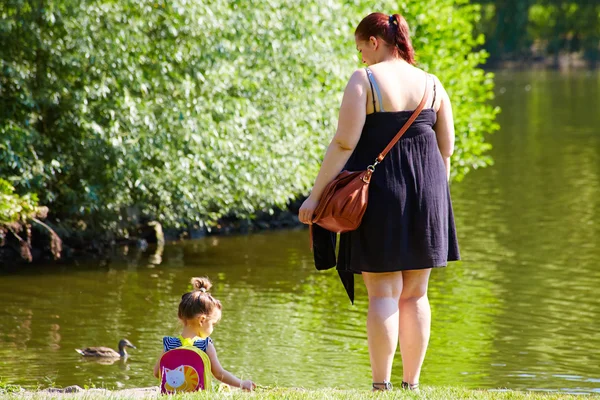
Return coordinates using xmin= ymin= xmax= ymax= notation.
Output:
xmin=75 ymin=339 xmax=136 ymax=358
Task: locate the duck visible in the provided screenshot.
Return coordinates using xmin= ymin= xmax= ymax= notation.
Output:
xmin=75 ymin=339 xmax=137 ymax=358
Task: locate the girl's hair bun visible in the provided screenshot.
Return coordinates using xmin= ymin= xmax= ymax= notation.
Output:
xmin=178 ymin=276 xmax=221 ymax=320
xmin=190 ymin=277 xmax=212 ymax=292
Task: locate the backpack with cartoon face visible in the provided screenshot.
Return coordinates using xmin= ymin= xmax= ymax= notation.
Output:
xmin=159 ymin=345 xmax=212 ymax=394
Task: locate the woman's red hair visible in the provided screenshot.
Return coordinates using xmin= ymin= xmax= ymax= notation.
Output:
xmin=355 ymin=12 xmax=415 ymax=65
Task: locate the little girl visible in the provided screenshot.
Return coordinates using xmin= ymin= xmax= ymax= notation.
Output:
xmin=153 ymin=277 xmax=256 ymax=391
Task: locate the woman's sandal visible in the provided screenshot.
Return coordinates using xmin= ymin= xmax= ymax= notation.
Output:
xmin=372 ymin=381 xmax=393 ymax=391
xmin=401 ymin=381 xmax=420 ymax=392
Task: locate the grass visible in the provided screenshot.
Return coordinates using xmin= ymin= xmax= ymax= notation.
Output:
xmin=1 ymin=386 xmax=594 ymax=400
xmin=0 ymin=378 xmax=22 ymax=394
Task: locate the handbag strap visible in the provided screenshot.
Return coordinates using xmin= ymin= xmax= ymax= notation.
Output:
xmin=370 ymin=74 xmax=430 ymax=168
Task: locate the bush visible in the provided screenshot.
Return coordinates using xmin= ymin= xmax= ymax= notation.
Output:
xmin=0 ymin=179 xmax=38 ymax=225
xmin=0 ymin=0 xmax=498 ymax=232
xmin=0 ymin=178 xmax=61 ymax=261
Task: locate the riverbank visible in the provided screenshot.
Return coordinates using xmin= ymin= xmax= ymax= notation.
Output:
xmin=485 ymin=52 xmax=598 ymax=71
xmin=3 ymin=386 xmax=590 ymax=399
xmin=0 ymin=203 xmax=304 ymax=268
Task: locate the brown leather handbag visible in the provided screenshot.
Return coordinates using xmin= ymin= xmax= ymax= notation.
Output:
xmin=311 ymin=76 xmax=429 ymax=235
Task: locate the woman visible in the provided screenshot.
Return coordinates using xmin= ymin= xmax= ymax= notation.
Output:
xmin=298 ymin=12 xmax=460 ymax=391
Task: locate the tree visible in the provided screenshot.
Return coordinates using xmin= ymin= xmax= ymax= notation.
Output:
xmin=0 ymin=0 xmax=498 ymax=233
xmin=473 ymin=0 xmax=600 ymax=63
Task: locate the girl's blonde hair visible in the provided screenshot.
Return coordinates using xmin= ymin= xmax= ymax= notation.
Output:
xmin=178 ymin=277 xmax=222 ymax=320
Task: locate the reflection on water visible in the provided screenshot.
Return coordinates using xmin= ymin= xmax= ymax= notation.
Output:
xmin=0 ymin=70 xmax=599 ymax=393
xmin=450 ymin=69 xmax=600 ymax=393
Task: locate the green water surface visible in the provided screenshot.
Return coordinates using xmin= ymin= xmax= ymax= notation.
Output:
xmin=0 ymin=70 xmax=598 ymax=394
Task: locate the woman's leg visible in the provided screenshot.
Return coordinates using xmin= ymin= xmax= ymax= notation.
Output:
xmin=362 ymin=271 xmax=403 ymax=386
xmin=398 ymin=268 xmax=432 ymax=386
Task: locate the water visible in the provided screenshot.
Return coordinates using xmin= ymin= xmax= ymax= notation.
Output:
xmin=0 ymin=70 xmax=599 ymax=393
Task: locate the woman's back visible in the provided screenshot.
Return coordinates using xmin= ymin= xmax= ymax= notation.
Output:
xmin=363 ymin=62 xmax=439 ymax=115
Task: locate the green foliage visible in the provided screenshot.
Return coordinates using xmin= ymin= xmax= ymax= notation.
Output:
xmin=0 ymin=378 xmax=21 ymax=394
xmin=474 ymin=0 xmax=600 ymax=62
xmin=529 ymin=2 xmax=600 ymax=58
xmin=0 ymin=0 xmax=497 ymax=231
xmin=0 ymin=178 xmax=38 ymax=225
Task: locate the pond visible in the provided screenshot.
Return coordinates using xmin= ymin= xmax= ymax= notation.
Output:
xmin=0 ymin=70 xmax=599 ymax=394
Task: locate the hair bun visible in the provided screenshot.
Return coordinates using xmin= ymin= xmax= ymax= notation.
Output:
xmin=190 ymin=277 xmax=212 ymax=292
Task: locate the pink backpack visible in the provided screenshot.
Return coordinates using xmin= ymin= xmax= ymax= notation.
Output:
xmin=159 ymin=338 xmax=212 ymax=394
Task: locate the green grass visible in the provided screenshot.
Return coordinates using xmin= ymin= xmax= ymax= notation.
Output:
xmin=2 ymin=387 xmax=593 ymax=400
xmin=0 ymin=378 xmax=22 ymax=394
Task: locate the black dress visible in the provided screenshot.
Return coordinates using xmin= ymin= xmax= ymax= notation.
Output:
xmin=312 ymin=72 xmax=460 ymax=302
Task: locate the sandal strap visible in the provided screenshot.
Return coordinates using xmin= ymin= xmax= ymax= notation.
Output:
xmin=372 ymin=381 xmax=393 ymax=390
xmin=401 ymin=381 xmax=419 ymax=390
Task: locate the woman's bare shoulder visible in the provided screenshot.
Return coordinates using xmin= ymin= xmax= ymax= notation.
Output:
xmin=348 ymin=68 xmax=369 ymax=82
xmin=428 ymin=73 xmax=443 ymax=87
xmin=344 ymin=68 xmax=370 ymax=92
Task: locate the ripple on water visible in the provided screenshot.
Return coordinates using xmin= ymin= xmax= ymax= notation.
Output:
xmin=0 ymin=71 xmax=599 ymax=393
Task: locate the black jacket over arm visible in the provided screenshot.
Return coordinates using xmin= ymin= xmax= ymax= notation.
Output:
xmin=312 ymin=224 xmax=354 ymax=304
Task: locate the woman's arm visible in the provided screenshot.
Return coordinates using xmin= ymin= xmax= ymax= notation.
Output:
xmin=432 ymin=79 xmax=455 ymax=181
xmin=298 ymin=69 xmax=368 ymax=224
xmin=206 ymin=342 xmax=256 ymax=391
